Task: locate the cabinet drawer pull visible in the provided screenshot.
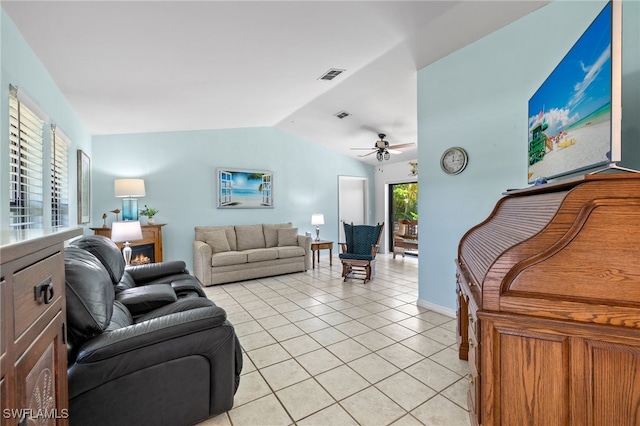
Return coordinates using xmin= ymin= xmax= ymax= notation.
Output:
xmin=34 ymin=277 xmax=54 ymax=304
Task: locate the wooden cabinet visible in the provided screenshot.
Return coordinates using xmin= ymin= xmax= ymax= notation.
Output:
xmin=456 ymin=174 xmax=640 ymax=426
xmin=1 ymin=227 xmax=82 ymax=425
xmin=90 ymin=223 xmax=165 ymax=262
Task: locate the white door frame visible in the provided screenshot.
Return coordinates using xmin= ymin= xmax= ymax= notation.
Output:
xmin=338 ymin=176 xmax=369 ymax=243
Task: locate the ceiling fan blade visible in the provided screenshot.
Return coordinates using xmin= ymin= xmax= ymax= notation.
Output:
xmin=351 ymin=147 xmax=376 ymax=151
xmin=388 ymin=142 xmax=415 ymax=150
xmin=358 ymin=151 xmax=377 ymax=157
xmin=387 ymin=149 xmax=402 ymax=154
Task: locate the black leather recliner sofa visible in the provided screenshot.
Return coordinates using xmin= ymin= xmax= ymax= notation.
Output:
xmin=64 ymin=236 xmax=242 ymax=426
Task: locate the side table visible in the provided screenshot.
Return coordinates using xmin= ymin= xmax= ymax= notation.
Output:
xmin=91 ymin=223 xmax=165 ymax=262
xmin=311 ymin=240 xmax=333 ymax=269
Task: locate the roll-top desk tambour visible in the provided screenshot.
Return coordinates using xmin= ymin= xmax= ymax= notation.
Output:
xmin=1 ymin=227 xmax=82 ymax=425
xmin=455 ymin=174 xmax=640 ymax=426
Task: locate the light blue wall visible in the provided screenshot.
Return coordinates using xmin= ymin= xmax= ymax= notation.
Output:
xmin=0 ymin=10 xmax=91 ymax=228
xmin=417 ymin=0 xmax=639 ymax=311
xmin=93 ymin=128 xmax=374 ymax=270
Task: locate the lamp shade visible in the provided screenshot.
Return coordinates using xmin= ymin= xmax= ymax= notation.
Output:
xmin=114 ymin=179 xmax=146 ymax=197
xmin=110 ymin=221 xmax=143 ymax=243
xmin=311 ymin=214 xmax=325 ymax=225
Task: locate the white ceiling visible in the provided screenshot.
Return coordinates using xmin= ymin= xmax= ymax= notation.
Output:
xmin=2 ymin=0 xmax=547 ymax=166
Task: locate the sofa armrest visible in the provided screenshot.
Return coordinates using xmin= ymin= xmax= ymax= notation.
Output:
xmin=68 ymin=305 xmax=235 ymax=399
xmin=297 ymin=235 xmax=312 ymax=270
xmin=115 ymin=284 xmax=178 ymax=316
xmin=77 ymin=305 xmax=228 ymax=361
xmin=125 ymin=261 xmax=188 ymax=283
xmin=193 ymin=240 xmax=213 ymax=285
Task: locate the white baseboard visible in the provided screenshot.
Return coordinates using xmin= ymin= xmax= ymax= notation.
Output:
xmin=417 ymin=298 xmax=456 ymax=319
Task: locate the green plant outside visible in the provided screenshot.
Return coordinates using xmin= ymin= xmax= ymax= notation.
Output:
xmin=392 ymin=183 xmax=418 ymax=221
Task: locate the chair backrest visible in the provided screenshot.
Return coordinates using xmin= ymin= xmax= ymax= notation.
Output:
xmin=343 ymin=222 xmax=384 ymax=255
xmin=70 ymin=235 xmax=126 ymax=285
xmin=396 ymin=219 xmax=418 ymax=239
xmin=64 ymin=247 xmax=116 ymax=342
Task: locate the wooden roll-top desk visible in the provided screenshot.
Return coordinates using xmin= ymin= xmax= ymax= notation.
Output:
xmin=456 ymin=173 xmax=640 ymax=426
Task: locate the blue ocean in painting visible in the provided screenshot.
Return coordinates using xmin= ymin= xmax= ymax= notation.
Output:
xmin=218 ymin=169 xmax=273 ymax=207
xmin=528 ymin=2 xmax=612 ymax=141
xmin=527 ymin=1 xmax=614 ymax=182
xmin=231 ymin=188 xmax=262 ymax=203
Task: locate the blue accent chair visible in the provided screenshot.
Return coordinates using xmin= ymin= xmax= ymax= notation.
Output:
xmin=338 ymin=222 xmax=384 ymax=283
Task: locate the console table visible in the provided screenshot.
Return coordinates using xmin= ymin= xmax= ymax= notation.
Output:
xmin=456 ymin=174 xmax=640 ymax=425
xmin=91 ymin=223 xmax=165 ymax=263
xmin=1 ymin=226 xmax=82 ymax=425
xmin=311 ymin=240 xmax=333 ymax=268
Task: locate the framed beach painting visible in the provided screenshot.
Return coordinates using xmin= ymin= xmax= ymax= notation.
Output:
xmin=217 ymin=168 xmax=274 ymax=209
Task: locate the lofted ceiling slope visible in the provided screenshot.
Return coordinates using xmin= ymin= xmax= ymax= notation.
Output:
xmin=2 ymin=1 xmax=547 ymax=165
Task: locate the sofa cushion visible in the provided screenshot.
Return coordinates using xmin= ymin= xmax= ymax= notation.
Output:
xmin=263 ymin=222 xmax=293 ymax=248
xmin=277 ymin=228 xmax=299 ymax=247
xmin=106 ymin=300 xmax=133 ymax=331
xmin=276 ymin=246 xmax=305 ymax=259
xmin=64 ymin=247 xmax=115 ymax=339
xmin=204 ymin=229 xmax=231 ymax=253
xmin=70 ymin=235 xmax=125 ymax=285
xmin=245 ymin=248 xmax=279 ymax=262
xmin=211 ymin=251 xmax=248 ymax=267
xmin=195 ymin=226 xmax=237 ymax=251
xmin=235 ymin=224 xmax=266 ymax=251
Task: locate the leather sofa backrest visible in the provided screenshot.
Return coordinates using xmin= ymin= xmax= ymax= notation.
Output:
xmin=71 ymin=235 xmax=125 ymax=285
xmin=64 ymin=247 xmax=115 ymax=341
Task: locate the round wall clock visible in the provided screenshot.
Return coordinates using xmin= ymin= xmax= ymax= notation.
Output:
xmin=440 ymin=147 xmax=468 ymax=175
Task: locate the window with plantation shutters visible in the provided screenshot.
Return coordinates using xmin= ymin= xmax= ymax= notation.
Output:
xmin=9 ymin=86 xmax=45 ymax=229
xmin=51 ymin=125 xmax=69 ymax=227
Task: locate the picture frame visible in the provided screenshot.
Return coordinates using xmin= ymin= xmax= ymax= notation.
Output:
xmin=77 ymin=149 xmax=91 ymax=223
xmin=217 ymin=168 xmax=274 ymax=209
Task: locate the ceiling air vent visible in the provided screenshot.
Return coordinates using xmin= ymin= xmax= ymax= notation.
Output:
xmin=318 ymin=68 xmax=346 ymax=81
xmin=334 ymin=111 xmax=350 ymax=119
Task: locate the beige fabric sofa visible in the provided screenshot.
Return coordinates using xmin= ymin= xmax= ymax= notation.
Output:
xmin=194 ymin=223 xmax=311 ymax=286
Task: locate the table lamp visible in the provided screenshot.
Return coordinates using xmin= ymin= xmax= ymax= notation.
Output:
xmin=311 ymin=213 xmax=324 ymax=241
xmin=114 ymin=178 xmax=145 ymax=220
xmin=110 ymin=220 xmax=143 ymax=266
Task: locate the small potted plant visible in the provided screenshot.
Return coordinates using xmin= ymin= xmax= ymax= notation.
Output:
xmin=139 ymin=205 xmax=159 ymax=224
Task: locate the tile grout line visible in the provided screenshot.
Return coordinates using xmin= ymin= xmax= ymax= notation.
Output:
xmin=201 ymin=254 xmax=468 ymax=426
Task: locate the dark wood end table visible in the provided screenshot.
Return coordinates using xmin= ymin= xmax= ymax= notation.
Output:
xmin=311 ymin=240 xmax=333 ymax=268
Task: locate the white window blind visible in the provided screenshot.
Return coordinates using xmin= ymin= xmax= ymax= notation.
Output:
xmin=51 ymin=125 xmax=69 ymax=227
xmin=9 ymin=86 xmax=45 ymax=229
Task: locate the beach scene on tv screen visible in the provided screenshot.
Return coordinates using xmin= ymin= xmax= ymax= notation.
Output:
xmin=527 ymin=2 xmax=612 ymax=182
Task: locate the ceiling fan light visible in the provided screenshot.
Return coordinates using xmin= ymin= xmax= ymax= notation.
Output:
xmin=384 ymin=150 xmax=390 ymax=160
xmin=376 ymin=151 xmax=383 ymax=162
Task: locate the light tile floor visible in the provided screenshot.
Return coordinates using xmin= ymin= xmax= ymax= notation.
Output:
xmin=198 ymin=254 xmax=471 ymax=426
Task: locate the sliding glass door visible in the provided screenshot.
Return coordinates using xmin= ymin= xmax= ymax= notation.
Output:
xmin=388 ymin=182 xmax=418 ymax=255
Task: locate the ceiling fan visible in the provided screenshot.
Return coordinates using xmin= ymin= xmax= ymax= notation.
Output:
xmin=351 ymin=134 xmax=415 ymax=162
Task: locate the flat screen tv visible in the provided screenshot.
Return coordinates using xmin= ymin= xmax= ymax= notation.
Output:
xmin=527 ymin=0 xmax=621 ymax=184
